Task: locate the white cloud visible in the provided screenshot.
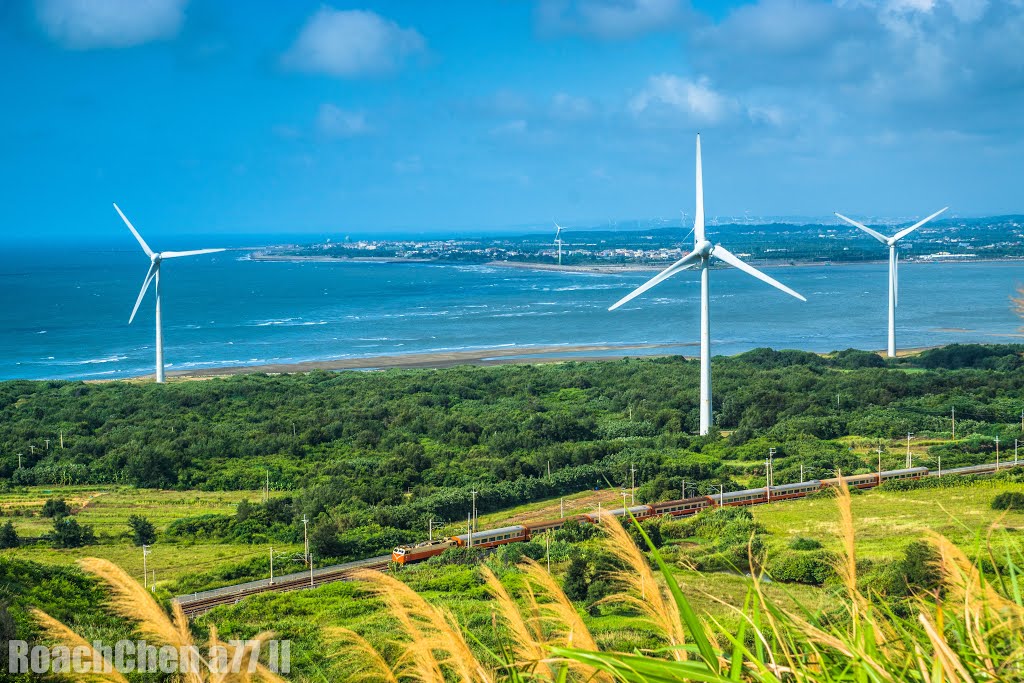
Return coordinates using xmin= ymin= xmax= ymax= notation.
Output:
xmin=536 ymin=0 xmax=683 ymax=39
xmin=316 ymin=105 xmax=370 ymax=138
xmin=393 ymin=156 xmax=423 ymax=174
xmin=281 ymin=8 xmax=425 ymax=77
xmin=629 ymin=75 xmax=735 ymax=123
xmin=490 ymin=119 xmax=529 ymax=136
xmin=35 ymin=0 xmax=187 ymax=49
xmin=551 ymin=92 xmax=594 ymax=120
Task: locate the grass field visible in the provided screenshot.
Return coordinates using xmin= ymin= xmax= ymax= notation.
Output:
xmin=0 ymin=485 xmax=293 ymax=588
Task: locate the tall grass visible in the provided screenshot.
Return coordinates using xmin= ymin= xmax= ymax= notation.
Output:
xmin=31 ymin=484 xmax=1024 ymax=682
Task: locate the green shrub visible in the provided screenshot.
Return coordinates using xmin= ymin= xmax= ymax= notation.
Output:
xmin=0 ymin=521 xmax=18 ymax=549
xmin=126 ymin=514 xmax=156 ymax=546
xmin=789 ymin=536 xmax=823 ymax=551
xmin=41 ymin=498 xmax=71 ymax=518
xmin=767 ymin=550 xmax=837 ymax=585
xmin=50 ymin=517 xmax=95 ymax=548
xmin=992 ymin=492 xmax=1024 ymax=510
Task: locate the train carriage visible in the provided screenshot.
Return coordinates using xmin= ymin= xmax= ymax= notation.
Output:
xmin=716 ymin=488 xmax=768 ymax=507
xmin=820 ymin=472 xmax=882 ymax=490
xmin=524 ymin=515 xmax=588 ymax=536
xmin=651 ymin=496 xmax=712 ymax=517
xmin=766 ymin=481 xmax=822 ymax=501
xmin=452 ymin=525 xmax=528 ymax=549
xmin=583 ymin=504 xmax=654 ymax=523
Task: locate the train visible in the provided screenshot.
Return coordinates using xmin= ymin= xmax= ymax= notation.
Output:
xmin=391 ymin=460 xmax=1018 ymax=564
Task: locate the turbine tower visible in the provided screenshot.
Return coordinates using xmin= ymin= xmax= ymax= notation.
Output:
xmin=834 ymin=206 xmax=947 ymax=358
xmin=554 ymin=222 xmax=565 ymax=265
xmin=114 ymin=203 xmax=225 ymax=383
xmin=609 ymin=135 xmax=806 ymax=436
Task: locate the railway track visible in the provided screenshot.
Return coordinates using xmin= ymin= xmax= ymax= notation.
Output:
xmin=175 ymin=555 xmax=391 ymax=618
xmin=174 ymin=459 xmax=1021 ymax=618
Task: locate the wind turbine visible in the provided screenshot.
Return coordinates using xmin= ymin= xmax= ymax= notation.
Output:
xmin=608 ymin=135 xmax=806 ymax=436
xmin=114 ymin=203 xmax=226 ymax=383
xmin=834 ymin=206 xmax=947 ymax=358
xmin=554 ymin=222 xmax=565 ymax=265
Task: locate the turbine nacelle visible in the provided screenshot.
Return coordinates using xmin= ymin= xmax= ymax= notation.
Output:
xmin=695 ymin=240 xmax=713 ymax=258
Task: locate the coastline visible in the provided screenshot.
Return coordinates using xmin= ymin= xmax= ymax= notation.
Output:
xmin=244 ymin=253 xmax=1021 ymax=275
xmin=158 ymin=342 xmax=693 ymax=381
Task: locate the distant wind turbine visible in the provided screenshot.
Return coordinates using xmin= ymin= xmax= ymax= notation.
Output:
xmin=609 ymin=135 xmax=806 ymax=436
xmin=553 ymin=222 xmax=565 ymax=265
xmin=114 ymin=203 xmax=226 ymax=383
xmin=834 ymin=206 xmax=948 ymax=358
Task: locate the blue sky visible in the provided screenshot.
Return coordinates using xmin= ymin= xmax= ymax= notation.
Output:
xmin=1 ymin=0 xmax=1022 ymax=240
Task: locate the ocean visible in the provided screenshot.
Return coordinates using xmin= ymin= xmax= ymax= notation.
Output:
xmin=1 ymin=242 xmax=1022 ymax=381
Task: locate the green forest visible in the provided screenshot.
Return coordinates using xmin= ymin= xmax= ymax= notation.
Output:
xmin=3 ymin=344 xmax=1024 ymax=565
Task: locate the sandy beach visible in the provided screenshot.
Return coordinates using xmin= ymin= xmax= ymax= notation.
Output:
xmin=162 ymin=342 xmax=693 ymax=381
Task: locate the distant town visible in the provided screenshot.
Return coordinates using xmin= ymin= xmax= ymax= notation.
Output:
xmin=254 ymin=215 xmax=1024 ymax=268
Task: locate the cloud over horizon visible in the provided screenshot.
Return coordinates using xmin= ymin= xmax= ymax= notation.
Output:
xmin=281 ymin=7 xmax=425 ymax=78
xmin=35 ymin=0 xmax=187 ymax=49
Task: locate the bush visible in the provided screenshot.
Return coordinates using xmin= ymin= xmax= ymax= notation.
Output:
xmin=992 ymin=492 xmax=1024 ymax=511
xmin=767 ymin=550 xmax=837 ymax=585
xmin=41 ymin=498 xmax=71 ymax=518
xmin=127 ymin=514 xmax=156 ymax=546
xmin=789 ymin=536 xmax=823 ymax=551
xmin=50 ymin=517 xmax=95 ymax=548
xmin=563 ymin=555 xmax=590 ymax=602
xmin=0 ymin=521 xmax=18 ymax=549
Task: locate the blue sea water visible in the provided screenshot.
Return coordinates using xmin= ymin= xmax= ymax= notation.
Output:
xmin=1 ymin=242 xmax=1022 ymax=381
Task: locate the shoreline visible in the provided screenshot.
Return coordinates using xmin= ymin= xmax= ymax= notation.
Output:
xmin=107 ymin=342 xmax=955 ymax=383
xmin=158 ymin=343 xmax=693 ymax=381
xmin=245 ymin=253 xmax=1022 ymax=274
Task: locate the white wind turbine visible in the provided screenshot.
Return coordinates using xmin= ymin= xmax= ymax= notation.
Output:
xmin=834 ymin=206 xmax=947 ymax=358
xmin=114 ymin=203 xmax=226 ymax=383
xmin=609 ymin=135 xmax=806 ymax=436
xmin=554 ymin=222 xmax=565 ymax=265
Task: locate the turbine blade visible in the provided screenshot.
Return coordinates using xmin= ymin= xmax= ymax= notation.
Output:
xmin=159 ymin=248 xmax=226 ymax=258
xmin=891 ymin=206 xmax=948 ymax=242
xmin=129 ymin=262 xmax=158 ymax=324
xmin=712 ymin=245 xmax=806 ymax=302
xmin=834 ymin=212 xmax=890 ymax=244
xmin=608 ymin=250 xmax=702 ymax=311
xmin=694 ymin=135 xmax=705 ymax=244
xmin=113 ymin=203 xmax=154 ymax=257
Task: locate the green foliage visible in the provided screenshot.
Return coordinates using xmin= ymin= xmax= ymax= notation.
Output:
xmin=789 ymin=536 xmax=823 ymax=551
xmin=41 ymin=498 xmax=70 ymax=518
xmin=562 ymin=555 xmax=590 ymax=602
xmin=870 ymin=540 xmax=941 ymax=598
xmin=992 ymin=491 xmax=1024 ymax=510
xmin=49 ymin=517 xmax=94 ymax=548
xmin=767 ymin=550 xmax=837 ymax=585
xmin=0 ymin=522 xmax=18 ymax=549
xmin=126 ymin=514 xmax=156 ymax=546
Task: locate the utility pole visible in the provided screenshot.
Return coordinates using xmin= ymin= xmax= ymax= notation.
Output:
xmin=302 ymin=515 xmax=309 ymax=566
xmin=559 ymin=497 xmax=564 ymax=519
xmin=269 ymin=547 xmax=274 ymax=585
xmin=44 ymin=439 xmax=50 ymax=451
xmin=716 ymin=484 xmax=724 ymax=507
xmin=264 ymin=470 xmax=269 ymax=503
xmin=995 ymin=436 xmax=1000 ymax=469
xmin=60 ymin=431 xmax=64 ymax=449
xmin=630 ymin=464 xmax=636 ymax=505
xmin=906 ymin=432 xmax=914 ymax=469
xmin=142 ymin=545 xmax=151 ymax=590
xmin=17 ymin=454 xmax=22 ymax=469
xmin=547 ymin=460 xmax=551 ymax=481
xmin=1016 ymin=439 xmax=1019 ymax=465
xmin=310 ymin=554 xmax=314 ymax=588
xmin=938 ymin=454 xmax=941 ymax=477
xmin=470 ymin=490 xmax=478 ymax=533
xmin=29 ymin=446 xmax=35 ymax=456
xmin=768 ymin=448 xmax=776 ymax=487
xmin=800 ymin=463 xmax=804 ymax=483
xmin=546 ymin=534 xmax=551 ymax=573
xmin=836 ymin=392 xmax=840 ymax=410
xmin=467 ymin=513 xmax=473 ymax=547
xmin=877 ymin=444 xmax=883 ymax=483
xmin=951 ymin=407 xmax=956 ymax=439
xmin=766 ymin=457 xmax=771 ymax=502
xmin=621 ymin=490 xmax=628 ymax=510
xmin=597 ymin=501 xmax=602 ymax=523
